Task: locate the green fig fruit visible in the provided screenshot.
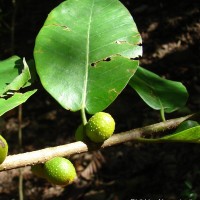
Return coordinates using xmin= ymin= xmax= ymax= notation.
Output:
xmin=44 ymin=157 xmax=76 ymax=186
xmin=31 ymin=164 xmax=47 ymax=178
xmin=0 ymin=135 xmax=8 ymax=164
xmin=75 ymin=124 xmax=86 ymax=141
xmin=174 ymin=120 xmax=199 ymax=133
xmin=86 ymin=112 xmax=115 ymax=143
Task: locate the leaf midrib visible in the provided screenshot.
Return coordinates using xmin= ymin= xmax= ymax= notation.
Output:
xmin=82 ymin=0 xmax=94 ymax=110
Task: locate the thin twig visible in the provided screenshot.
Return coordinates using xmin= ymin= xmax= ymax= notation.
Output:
xmin=18 ymin=104 xmax=24 ymax=200
xmin=0 ymin=114 xmax=196 ymax=172
xmin=10 ymin=0 xmax=24 ymax=198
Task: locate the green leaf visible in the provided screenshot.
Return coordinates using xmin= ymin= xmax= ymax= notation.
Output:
xmin=0 ymin=56 xmax=37 ymax=116
xmin=0 ymin=56 xmax=23 ymax=96
xmin=139 ymin=126 xmax=200 ymax=143
xmin=0 ymin=90 xmax=37 ymax=116
xmin=0 ymin=56 xmax=33 ymax=97
xmin=162 ymin=126 xmax=200 ymax=142
xmin=34 ymin=0 xmax=142 ymax=114
xmin=2 ymin=58 xmax=31 ymax=95
xmin=174 ymin=120 xmax=199 ymax=133
xmin=129 ymin=66 xmax=188 ymax=113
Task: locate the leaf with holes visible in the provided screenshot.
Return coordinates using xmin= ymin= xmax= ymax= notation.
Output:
xmin=34 ymin=0 xmax=142 ymax=114
xmin=0 ymin=56 xmax=35 ymax=97
xmin=0 ymin=90 xmax=37 ymax=116
xmin=0 ymin=56 xmax=37 ymax=116
xmin=129 ymin=66 xmax=188 ymax=113
xmin=0 ymin=56 xmax=23 ymax=97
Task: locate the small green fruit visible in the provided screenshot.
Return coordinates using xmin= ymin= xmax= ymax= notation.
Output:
xmin=0 ymin=135 xmax=8 ymax=164
xmin=31 ymin=164 xmax=47 ymax=178
xmin=174 ymin=120 xmax=199 ymax=133
xmin=86 ymin=112 xmax=115 ymax=143
xmin=44 ymin=157 xmax=76 ymax=186
xmin=75 ymin=124 xmax=86 ymax=141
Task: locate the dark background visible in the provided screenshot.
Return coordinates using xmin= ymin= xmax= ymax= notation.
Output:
xmin=0 ymin=0 xmax=200 ymax=199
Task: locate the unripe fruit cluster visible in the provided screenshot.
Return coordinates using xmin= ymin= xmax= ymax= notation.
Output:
xmin=75 ymin=112 xmax=115 ymax=143
xmin=31 ymin=157 xmax=76 ymax=186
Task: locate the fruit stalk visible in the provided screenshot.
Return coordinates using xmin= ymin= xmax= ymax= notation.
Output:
xmin=81 ymin=108 xmax=87 ymax=125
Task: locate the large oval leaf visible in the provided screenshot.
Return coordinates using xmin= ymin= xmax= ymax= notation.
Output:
xmin=34 ymin=0 xmax=142 ymax=114
xmin=129 ymin=66 xmax=188 ymax=113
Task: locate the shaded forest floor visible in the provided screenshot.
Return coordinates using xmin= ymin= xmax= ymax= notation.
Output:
xmin=0 ymin=0 xmax=200 ymax=199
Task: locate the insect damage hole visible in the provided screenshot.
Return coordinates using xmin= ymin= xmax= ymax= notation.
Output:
xmin=115 ymin=40 xmax=127 ymax=44
xmin=90 ymin=57 xmax=111 ymax=67
xmin=91 ymin=63 xmax=96 ymax=67
xmin=130 ymin=55 xmax=142 ymax=61
xmin=103 ymin=57 xmax=111 ymax=62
